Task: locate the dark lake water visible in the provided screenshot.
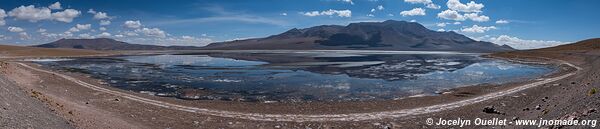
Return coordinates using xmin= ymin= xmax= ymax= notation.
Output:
xmin=32 ymin=50 xmax=554 ymax=102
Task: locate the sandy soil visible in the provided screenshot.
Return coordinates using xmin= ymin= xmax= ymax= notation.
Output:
xmin=0 ymin=45 xmax=598 ymax=128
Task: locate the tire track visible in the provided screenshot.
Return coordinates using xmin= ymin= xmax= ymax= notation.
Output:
xmin=15 ymin=61 xmax=580 ymax=122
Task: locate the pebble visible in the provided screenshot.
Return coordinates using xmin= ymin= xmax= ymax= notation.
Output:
xmin=535 ymin=105 xmax=542 ymax=110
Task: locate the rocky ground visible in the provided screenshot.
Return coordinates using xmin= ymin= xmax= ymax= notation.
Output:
xmin=0 ymin=47 xmax=598 ymax=128
xmin=0 ymin=62 xmax=72 ymax=129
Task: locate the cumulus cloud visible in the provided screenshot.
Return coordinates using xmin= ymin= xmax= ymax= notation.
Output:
xmin=51 ymin=9 xmax=81 ymax=23
xmin=478 ymin=35 xmax=570 ymax=49
xmin=461 ymin=25 xmax=496 ymax=33
xmin=302 ymin=9 xmax=352 ymax=17
xmin=404 ymin=0 xmax=440 ymax=9
xmin=447 ymin=0 xmax=484 ymax=13
xmin=68 ymin=24 xmax=91 ymax=32
xmin=37 ymin=28 xmax=47 ymax=33
xmin=8 ymin=26 xmax=24 ymax=32
xmin=48 ymin=2 xmax=62 ymax=10
xmin=135 ymin=27 xmax=166 ymax=38
xmin=8 ymin=5 xmax=52 ymax=22
xmin=280 ymin=13 xmax=287 ymax=16
xmin=124 ymin=20 xmax=142 ymax=29
xmin=0 ymin=9 xmax=6 ymax=26
xmin=463 ymin=13 xmax=489 ymax=22
xmin=97 ymin=32 xmax=111 ymax=37
xmin=400 ymin=8 xmax=426 ymax=16
xmin=436 ymin=22 xmax=448 ymax=27
xmin=18 ymin=32 xmax=30 ymax=40
xmin=88 ymin=9 xmax=111 ymax=20
xmin=78 ymin=33 xmax=93 ymax=39
xmin=337 ymin=0 xmax=354 ymax=5
xmin=496 ymin=20 xmax=509 ymax=24
xmin=122 ymin=31 xmax=138 ymax=36
xmin=377 ymin=5 xmax=384 ymax=10
xmin=437 ymin=9 xmax=489 ymax=22
xmin=99 ymin=27 xmax=107 ymax=31
xmin=98 ymin=20 xmax=111 ymax=26
xmin=437 ymin=9 xmax=465 ymax=21
xmin=8 ymin=5 xmax=80 ymax=23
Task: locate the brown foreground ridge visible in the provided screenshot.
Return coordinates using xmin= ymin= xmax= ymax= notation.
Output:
xmin=1 ymin=39 xmax=599 ymax=128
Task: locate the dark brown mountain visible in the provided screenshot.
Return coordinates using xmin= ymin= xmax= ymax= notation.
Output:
xmin=534 ymin=38 xmax=600 ymax=51
xmin=34 ymin=38 xmax=201 ymax=50
xmin=201 ymin=20 xmax=514 ymax=52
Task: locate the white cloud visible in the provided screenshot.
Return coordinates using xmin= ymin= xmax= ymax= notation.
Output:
xmin=8 ymin=26 xmax=24 ymax=32
xmin=461 ymin=25 xmax=496 ymax=33
xmin=479 ymin=35 xmax=569 ymax=49
xmin=68 ymin=24 xmax=91 ymax=32
xmin=76 ymin=24 xmax=91 ymax=30
xmin=377 ymin=5 xmax=384 ymax=10
xmin=93 ymin=12 xmax=110 ymax=19
xmin=100 ymin=20 xmax=111 ymax=25
xmin=280 ymin=13 xmax=287 ymax=16
xmin=87 ymin=9 xmax=96 ymax=14
xmin=18 ymin=32 xmax=30 ymax=40
xmin=88 ymin=9 xmax=111 ymax=20
xmin=464 ymin=13 xmax=489 ymax=22
xmin=436 ymin=22 xmax=447 ymax=27
xmin=404 ymin=0 xmax=440 ymax=9
xmin=99 ymin=27 xmax=107 ymax=31
xmin=124 ymin=20 xmax=142 ymax=29
xmin=114 ymin=34 xmax=124 ymax=38
xmin=437 ymin=28 xmax=446 ymax=31
xmin=453 ymin=22 xmax=461 ymax=25
xmin=51 ymin=9 xmax=81 ymax=23
xmin=8 ymin=5 xmax=52 ymax=22
xmin=426 ymin=3 xmax=441 ymax=9
xmin=302 ymin=9 xmax=352 ymax=17
xmin=337 ymin=0 xmax=354 ymax=5
xmin=409 ymin=19 xmax=417 ymax=22
xmin=496 ymin=20 xmax=510 ymax=24
xmin=447 ymin=0 xmax=484 ymax=13
xmin=122 ymin=31 xmax=138 ymax=36
xmin=8 ymin=5 xmax=80 ymax=23
xmin=0 ymin=9 xmax=6 ymax=26
xmin=135 ymin=27 xmax=166 ymax=38
xmin=437 ymin=9 xmax=465 ymax=21
xmin=37 ymin=28 xmax=47 ymax=33
xmin=400 ymin=8 xmax=426 ymax=16
xmin=437 ymin=9 xmax=488 ymax=22
xmin=78 ymin=33 xmax=93 ymax=39
xmin=48 ymin=2 xmax=62 ymax=10
xmin=97 ymin=32 xmax=111 ymax=37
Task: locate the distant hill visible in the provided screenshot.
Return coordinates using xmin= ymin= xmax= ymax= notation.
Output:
xmin=34 ymin=38 xmax=201 ymax=51
xmin=202 ymin=20 xmax=514 ymax=52
xmin=535 ymin=38 xmax=600 ymax=51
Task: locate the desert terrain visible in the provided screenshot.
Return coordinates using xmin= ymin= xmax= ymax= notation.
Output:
xmin=1 ymin=39 xmax=598 ymax=128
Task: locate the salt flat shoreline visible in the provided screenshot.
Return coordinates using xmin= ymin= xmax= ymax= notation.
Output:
xmin=1 ymin=49 xmax=598 ymax=128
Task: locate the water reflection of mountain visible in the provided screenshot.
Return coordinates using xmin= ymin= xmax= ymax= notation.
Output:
xmin=199 ymin=53 xmax=479 ymax=81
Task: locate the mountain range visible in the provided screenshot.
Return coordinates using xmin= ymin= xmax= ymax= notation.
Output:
xmin=34 ymin=38 xmax=201 ymax=50
xmin=202 ymin=20 xmax=514 ymax=52
xmin=35 ymin=20 xmax=513 ymax=52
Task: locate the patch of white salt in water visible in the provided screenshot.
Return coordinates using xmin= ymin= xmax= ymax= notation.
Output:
xmin=24 ymin=58 xmax=74 ymax=62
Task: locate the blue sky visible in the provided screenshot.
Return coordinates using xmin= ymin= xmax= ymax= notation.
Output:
xmin=0 ymin=0 xmax=599 ymax=49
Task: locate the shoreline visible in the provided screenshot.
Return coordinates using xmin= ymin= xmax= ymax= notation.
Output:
xmin=1 ymin=50 xmax=597 ymax=128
